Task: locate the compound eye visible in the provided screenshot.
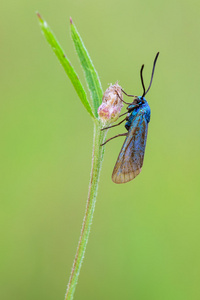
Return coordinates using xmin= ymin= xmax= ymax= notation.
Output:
xmin=133 ymin=98 xmax=139 ymax=105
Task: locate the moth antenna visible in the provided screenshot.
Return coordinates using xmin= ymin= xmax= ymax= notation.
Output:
xmin=140 ymin=64 xmax=146 ymax=97
xmin=144 ymin=52 xmax=159 ymax=96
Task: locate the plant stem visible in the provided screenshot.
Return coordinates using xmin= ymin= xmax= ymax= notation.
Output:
xmin=65 ymin=121 xmax=106 ymax=300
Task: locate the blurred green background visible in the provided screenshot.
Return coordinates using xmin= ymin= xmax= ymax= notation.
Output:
xmin=1 ymin=0 xmax=200 ymax=299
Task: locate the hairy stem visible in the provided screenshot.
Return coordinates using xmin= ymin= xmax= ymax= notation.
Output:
xmin=65 ymin=121 xmax=106 ymax=300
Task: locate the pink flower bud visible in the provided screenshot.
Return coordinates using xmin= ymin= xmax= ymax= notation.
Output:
xmin=98 ymin=82 xmax=123 ymax=125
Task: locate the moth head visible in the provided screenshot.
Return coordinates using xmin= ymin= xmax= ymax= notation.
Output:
xmin=132 ymin=96 xmax=146 ymax=106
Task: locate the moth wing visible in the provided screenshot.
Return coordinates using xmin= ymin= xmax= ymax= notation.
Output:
xmin=112 ymin=113 xmax=148 ymax=184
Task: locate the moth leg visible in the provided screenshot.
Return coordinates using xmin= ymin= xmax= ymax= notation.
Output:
xmin=121 ymin=89 xmax=136 ymax=98
xmin=101 ymin=117 xmax=128 ymax=131
xmin=119 ymin=111 xmax=129 ymax=118
xmin=101 ymin=133 xmax=128 ymax=146
xmin=115 ymin=90 xmax=132 ymax=105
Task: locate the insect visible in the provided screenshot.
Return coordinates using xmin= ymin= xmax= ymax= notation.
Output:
xmin=101 ymin=52 xmax=159 ymax=184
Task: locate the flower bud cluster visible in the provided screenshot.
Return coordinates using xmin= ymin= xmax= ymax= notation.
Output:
xmin=98 ymin=82 xmax=123 ymax=125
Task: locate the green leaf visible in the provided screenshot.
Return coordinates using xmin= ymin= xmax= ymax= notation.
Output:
xmin=37 ymin=13 xmax=95 ymax=119
xmin=70 ymin=18 xmax=103 ymax=118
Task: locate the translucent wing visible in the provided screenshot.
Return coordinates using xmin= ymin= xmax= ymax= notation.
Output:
xmin=112 ymin=113 xmax=148 ymax=184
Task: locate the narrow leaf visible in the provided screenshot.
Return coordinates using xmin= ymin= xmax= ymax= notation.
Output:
xmin=70 ymin=18 xmax=103 ymax=118
xmin=37 ymin=13 xmax=95 ymax=119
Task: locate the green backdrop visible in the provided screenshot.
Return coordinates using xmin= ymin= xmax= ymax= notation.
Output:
xmin=1 ymin=0 xmax=200 ymax=299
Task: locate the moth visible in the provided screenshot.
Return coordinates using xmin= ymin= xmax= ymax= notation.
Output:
xmin=102 ymin=53 xmax=159 ymax=184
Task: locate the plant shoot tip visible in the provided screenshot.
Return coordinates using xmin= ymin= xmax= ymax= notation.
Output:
xmin=70 ymin=17 xmax=73 ymax=24
xmin=36 ymin=12 xmax=42 ymax=20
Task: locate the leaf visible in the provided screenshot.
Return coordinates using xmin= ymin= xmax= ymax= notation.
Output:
xmin=37 ymin=13 xmax=95 ymax=119
xmin=70 ymin=18 xmax=103 ymax=118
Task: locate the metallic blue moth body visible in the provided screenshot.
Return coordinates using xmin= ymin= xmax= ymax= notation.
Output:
xmin=112 ymin=96 xmax=151 ymax=184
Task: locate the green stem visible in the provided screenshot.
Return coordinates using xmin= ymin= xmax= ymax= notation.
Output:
xmin=65 ymin=120 xmax=106 ymax=300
